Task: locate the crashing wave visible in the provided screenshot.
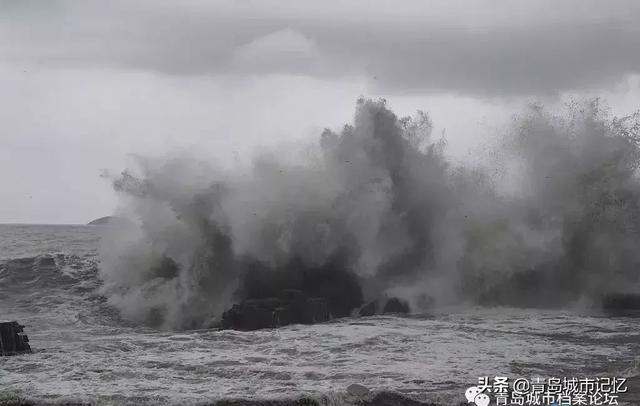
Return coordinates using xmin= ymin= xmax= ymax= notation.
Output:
xmin=98 ymin=98 xmax=640 ymax=330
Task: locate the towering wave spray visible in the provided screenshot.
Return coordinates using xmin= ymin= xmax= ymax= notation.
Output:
xmin=99 ymin=98 xmax=640 ymax=330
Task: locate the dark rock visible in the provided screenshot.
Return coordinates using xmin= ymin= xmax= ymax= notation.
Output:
xmin=382 ymin=297 xmax=410 ymax=314
xmin=36 ymin=256 xmax=56 ymax=267
xmin=221 ymin=303 xmax=274 ymax=331
xmin=0 ymin=321 xmax=32 ymax=356
xmin=279 ymin=289 xmax=306 ymax=302
xmin=273 ymin=307 xmax=292 ymax=326
xmin=221 ymin=291 xmax=331 ymax=331
xmin=240 ymin=253 xmax=364 ymax=319
xmin=602 ymin=293 xmax=640 ymax=316
xmin=347 ymin=383 xmax=370 ymax=397
xmin=304 ymin=298 xmax=330 ymax=323
xmin=358 ymin=300 xmax=378 ymax=317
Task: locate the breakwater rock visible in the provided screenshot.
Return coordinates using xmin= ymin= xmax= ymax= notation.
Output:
xmin=221 ymin=290 xmax=330 ymax=331
xmin=602 ymin=293 xmax=640 ymax=316
xmin=0 ymin=321 xmax=31 ymax=356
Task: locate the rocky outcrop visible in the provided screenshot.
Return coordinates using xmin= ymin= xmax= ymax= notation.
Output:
xmin=347 ymin=383 xmax=370 ymax=397
xmin=602 ymin=293 xmax=640 ymax=316
xmin=221 ymin=290 xmax=330 ymax=331
xmin=357 ymin=300 xmax=378 ymax=317
xmin=240 ymin=255 xmax=364 ymax=319
xmin=0 ymin=321 xmax=31 ymax=356
xmin=221 ymin=291 xmax=412 ymax=331
xmin=356 ymin=297 xmax=410 ymax=317
xmin=382 ymin=297 xmax=410 ymax=314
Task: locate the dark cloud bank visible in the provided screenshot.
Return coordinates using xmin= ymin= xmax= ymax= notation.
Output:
xmin=100 ymin=98 xmax=640 ymax=329
xmin=3 ymin=0 xmax=640 ymax=97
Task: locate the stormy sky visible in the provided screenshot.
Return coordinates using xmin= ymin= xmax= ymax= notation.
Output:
xmin=1 ymin=0 xmax=640 ymax=223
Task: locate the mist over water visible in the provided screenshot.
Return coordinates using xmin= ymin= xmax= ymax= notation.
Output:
xmin=98 ymin=98 xmax=640 ymax=330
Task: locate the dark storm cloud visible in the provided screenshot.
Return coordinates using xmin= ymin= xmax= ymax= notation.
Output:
xmin=1 ymin=0 xmax=640 ymax=97
xmin=339 ymin=23 xmax=640 ymax=96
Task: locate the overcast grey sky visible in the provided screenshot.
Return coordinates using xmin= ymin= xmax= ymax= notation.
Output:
xmin=1 ymin=0 xmax=639 ymax=223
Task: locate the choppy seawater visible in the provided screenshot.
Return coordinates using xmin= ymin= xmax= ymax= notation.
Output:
xmin=1 ymin=224 xmax=639 ymax=405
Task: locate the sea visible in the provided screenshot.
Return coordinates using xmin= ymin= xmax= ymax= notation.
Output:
xmin=1 ymin=224 xmax=639 ymax=405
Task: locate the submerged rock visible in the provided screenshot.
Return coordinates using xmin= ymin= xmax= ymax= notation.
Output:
xmin=221 ymin=290 xmax=330 ymax=331
xmin=382 ymin=297 xmax=410 ymax=314
xmin=0 ymin=321 xmax=31 ymax=356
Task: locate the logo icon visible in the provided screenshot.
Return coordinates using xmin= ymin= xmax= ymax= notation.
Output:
xmin=465 ymin=386 xmax=490 ymax=406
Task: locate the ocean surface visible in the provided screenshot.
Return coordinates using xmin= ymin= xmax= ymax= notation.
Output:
xmin=1 ymin=224 xmax=639 ymax=405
